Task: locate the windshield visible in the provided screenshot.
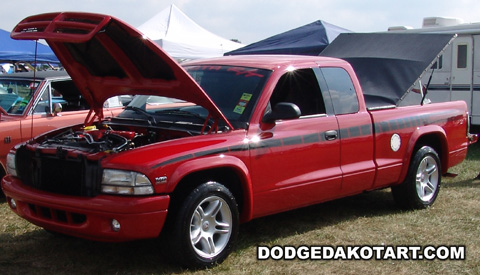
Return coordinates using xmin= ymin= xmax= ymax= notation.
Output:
xmin=0 ymin=79 xmax=39 ymax=115
xmin=185 ymin=65 xmax=270 ymax=125
xmin=118 ymin=65 xmax=271 ymax=130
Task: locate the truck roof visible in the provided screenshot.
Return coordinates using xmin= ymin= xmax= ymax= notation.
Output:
xmin=0 ymin=70 xmax=69 ymax=80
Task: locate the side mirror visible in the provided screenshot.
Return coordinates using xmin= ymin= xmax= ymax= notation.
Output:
xmin=52 ymin=103 xmax=63 ymax=116
xmin=262 ymin=102 xmax=301 ymax=123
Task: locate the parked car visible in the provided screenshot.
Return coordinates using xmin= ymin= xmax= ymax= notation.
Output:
xmin=0 ymin=71 xmax=124 ymax=190
xmin=2 ymin=12 xmax=477 ymax=268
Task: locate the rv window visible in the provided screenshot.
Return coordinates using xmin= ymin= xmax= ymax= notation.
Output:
xmin=431 ymin=55 xmax=443 ymax=70
xmin=457 ymin=44 xmax=467 ymax=69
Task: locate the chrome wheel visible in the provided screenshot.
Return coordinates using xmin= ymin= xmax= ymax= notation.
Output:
xmin=190 ymin=195 xmax=233 ymax=259
xmin=391 ymin=146 xmax=441 ymax=209
xmin=168 ymin=182 xmax=239 ymax=267
xmin=415 ymin=155 xmax=439 ymax=202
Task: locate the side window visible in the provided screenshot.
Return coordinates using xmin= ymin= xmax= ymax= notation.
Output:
xmin=33 ymin=85 xmax=51 ymax=114
xmin=52 ymin=80 xmax=88 ymax=111
xmin=321 ymin=67 xmax=359 ymax=115
xmin=270 ymin=69 xmax=326 ymax=116
xmin=34 ymin=80 xmax=89 ymax=114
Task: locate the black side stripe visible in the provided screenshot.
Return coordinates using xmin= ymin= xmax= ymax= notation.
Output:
xmin=151 ymin=111 xmax=460 ymax=168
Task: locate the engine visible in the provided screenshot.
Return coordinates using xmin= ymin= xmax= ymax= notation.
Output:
xmin=40 ymin=125 xmax=142 ymax=153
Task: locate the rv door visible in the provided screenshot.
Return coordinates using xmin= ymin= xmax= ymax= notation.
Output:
xmin=471 ymin=35 xmax=480 ymax=125
xmin=451 ymin=36 xmax=473 ymax=113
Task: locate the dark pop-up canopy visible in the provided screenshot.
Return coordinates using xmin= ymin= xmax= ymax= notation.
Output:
xmin=0 ymin=28 xmax=58 ymax=62
xmin=320 ymin=33 xmax=455 ymax=109
xmin=225 ymin=20 xmax=351 ymax=56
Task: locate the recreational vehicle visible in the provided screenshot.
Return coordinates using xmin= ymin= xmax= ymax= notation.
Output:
xmin=390 ymin=17 xmax=480 ymax=126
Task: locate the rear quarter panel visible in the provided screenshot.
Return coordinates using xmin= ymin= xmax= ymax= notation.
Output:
xmin=369 ymin=100 xmax=469 ymax=188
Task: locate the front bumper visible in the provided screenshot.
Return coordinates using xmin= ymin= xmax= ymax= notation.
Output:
xmin=2 ymin=175 xmax=170 ymax=242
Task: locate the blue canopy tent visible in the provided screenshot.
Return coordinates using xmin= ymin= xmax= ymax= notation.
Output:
xmin=225 ymin=20 xmax=351 ymax=56
xmin=0 ymin=28 xmax=58 ymax=63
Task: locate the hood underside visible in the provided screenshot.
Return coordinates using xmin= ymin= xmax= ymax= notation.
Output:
xmin=320 ymin=33 xmax=456 ymax=109
xmin=11 ymin=12 xmax=230 ymax=126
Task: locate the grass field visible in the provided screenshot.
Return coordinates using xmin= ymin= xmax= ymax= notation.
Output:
xmin=1 ymin=143 xmax=479 ymax=274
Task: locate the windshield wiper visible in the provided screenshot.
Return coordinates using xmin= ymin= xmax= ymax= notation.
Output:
xmin=156 ymin=109 xmax=220 ymax=133
xmin=155 ymin=109 xmax=205 ymax=120
xmin=124 ymin=106 xmax=157 ymax=125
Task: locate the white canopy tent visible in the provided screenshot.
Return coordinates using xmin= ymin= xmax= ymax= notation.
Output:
xmin=138 ymin=4 xmax=244 ymax=60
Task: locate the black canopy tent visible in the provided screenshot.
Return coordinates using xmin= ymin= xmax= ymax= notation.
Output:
xmin=225 ymin=20 xmax=351 ymax=56
xmin=319 ymin=33 xmax=455 ymax=109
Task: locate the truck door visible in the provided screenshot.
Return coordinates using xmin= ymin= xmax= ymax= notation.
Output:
xmin=250 ymin=68 xmax=342 ymax=217
xmin=20 ymin=79 xmax=91 ymax=140
xmin=320 ymin=67 xmax=376 ymax=195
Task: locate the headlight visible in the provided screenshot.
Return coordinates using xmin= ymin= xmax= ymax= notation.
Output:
xmin=6 ymin=153 xmax=17 ymax=177
xmin=101 ymin=169 xmax=154 ymax=195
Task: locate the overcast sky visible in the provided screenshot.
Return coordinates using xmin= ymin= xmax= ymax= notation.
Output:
xmin=1 ymin=0 xmax=480 ymax=44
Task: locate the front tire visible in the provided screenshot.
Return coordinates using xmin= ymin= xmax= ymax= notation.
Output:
xmin=392 ymin=146 xmax=441 ymax=209
xmin=169 ymin=182 xmax=239 ymax=268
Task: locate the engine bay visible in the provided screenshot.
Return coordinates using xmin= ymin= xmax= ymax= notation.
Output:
xmin=38 ymin=122 xmax=192 ymax=154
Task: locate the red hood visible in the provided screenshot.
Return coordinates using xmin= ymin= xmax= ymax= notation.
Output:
xmin=11 ymin=12 xmax=231 ymax=127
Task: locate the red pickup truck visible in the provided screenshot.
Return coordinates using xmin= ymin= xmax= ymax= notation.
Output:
xmin=2 ymin=13 xmax=476 ymax=267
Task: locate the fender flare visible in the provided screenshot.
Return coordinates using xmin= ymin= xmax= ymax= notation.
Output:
xmin=167 ymin=155 xmax=254 ymax=222
xmin=399 ymin=125 xmax=448 ymax=182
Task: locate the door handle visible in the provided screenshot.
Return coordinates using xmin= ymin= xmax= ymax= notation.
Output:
xmin=325 ymin=130 xmax=338 ymax=141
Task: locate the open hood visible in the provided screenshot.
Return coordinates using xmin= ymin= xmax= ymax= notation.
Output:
xmin=320 ymin=33 xmax=455 ymax=109
xmin=11 ymin=12 xmax=231 ymax=127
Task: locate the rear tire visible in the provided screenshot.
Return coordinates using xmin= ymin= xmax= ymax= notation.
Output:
xmin=392 ymin=146 xmax=441 ymax=209
xmin=168 ymin=181 xmax=239 ymax=268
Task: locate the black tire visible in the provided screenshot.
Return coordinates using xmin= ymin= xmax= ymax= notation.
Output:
xmin=392 ymin=146 xmax=441 ymax=209
xmin=168 ymin=181 xmax=239 ymax=268
xmin=1 ymin=169 xmax=5 ymax=198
